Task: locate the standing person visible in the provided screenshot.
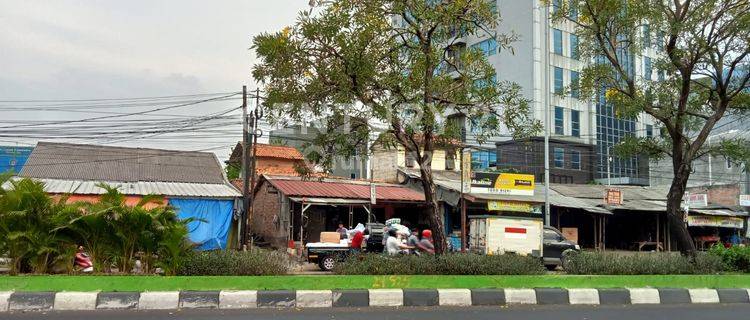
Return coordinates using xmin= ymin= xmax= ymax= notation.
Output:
xmin=407 ymin=230 xmax=420 ymax=254
xmin=386 ymin=229 xmax=413 ymax=255
xmin=416 ymin=230 xmax=435 ymax=255
xmin=350 ymin=230 xmax=364 ymax=253
xmin=336 ymin=223 xmax=348 ymax=239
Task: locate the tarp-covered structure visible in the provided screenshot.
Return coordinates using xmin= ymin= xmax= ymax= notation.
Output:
xmin=16 ymin=142 xmax=241 ymax=250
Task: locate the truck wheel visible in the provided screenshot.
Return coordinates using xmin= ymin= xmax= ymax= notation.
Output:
xmin=318 ymin=255 xmax=335 ymax=271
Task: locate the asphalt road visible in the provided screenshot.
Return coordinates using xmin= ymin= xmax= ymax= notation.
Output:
xmin=3 ymin=304 xmax=750 ymax=320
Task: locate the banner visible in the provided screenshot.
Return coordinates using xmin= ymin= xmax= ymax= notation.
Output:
xmin=461 ymin=150 xmax=472 ymax=193
xmin=471 ymin=172 xmax=535 ymax=196
xmin=487 ymin=200 xmax=535 ymax=213
xmin=687 ymin=215 xmax=744 ymax=229
xmin=683 ymin=193 xmax=708 ymax=208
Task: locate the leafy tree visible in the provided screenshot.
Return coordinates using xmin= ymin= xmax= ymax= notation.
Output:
xmin=552 ymin=0 xmax=750 ymax=256
xmin=225 ymin=164 xmax=240 ymax=180
xmin=252 ymin=0 xmax=538 ymax=252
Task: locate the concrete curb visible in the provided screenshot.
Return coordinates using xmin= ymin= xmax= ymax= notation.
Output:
xmin=1 ymin=288 xmax=750 ymax=312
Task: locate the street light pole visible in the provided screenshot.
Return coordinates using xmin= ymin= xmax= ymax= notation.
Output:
xmin=543 ymin=5 xmax=551 ymax=227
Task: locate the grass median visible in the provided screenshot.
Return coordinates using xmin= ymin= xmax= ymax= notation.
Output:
xmin=2 ymin=275 xmax=750 ymax=291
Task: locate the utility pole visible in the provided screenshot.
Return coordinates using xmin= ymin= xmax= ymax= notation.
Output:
xmin=241 ymin=86 xmax=250 ymax=249
xmin=247 ymin=88 xmax=262 ymax=248
xmin=543 ymin=4 xmax=551 ymax=227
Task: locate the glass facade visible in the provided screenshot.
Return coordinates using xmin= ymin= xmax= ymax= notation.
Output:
xmin=596 ymin=91 xmax=639 ymax=179
xmin=570 ymin=34 xmax=579 ymax=60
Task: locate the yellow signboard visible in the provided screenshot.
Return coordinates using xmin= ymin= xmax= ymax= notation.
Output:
xmin=471 ymin=172 xmax=535 ymax=196
xmin=487 ymin=200 xmax=534 ymax=213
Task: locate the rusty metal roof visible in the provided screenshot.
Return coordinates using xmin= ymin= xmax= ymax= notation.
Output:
xmin=254 ymin=144 xmax=304 ymax=160
xmin=7 ymin=178 xmax=241 ymax=198
xmin=264 ymin=175 xmax=425 ymax=202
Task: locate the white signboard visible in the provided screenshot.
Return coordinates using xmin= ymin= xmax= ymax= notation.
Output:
xmin=683 ymin=193 xmax=708 ymax=208
xmin=740 ymin=195 xmax=750 ymax=206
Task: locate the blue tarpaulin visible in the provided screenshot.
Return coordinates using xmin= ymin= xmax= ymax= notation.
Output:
xmin=169 ymin=198 xmax=234 ymax=250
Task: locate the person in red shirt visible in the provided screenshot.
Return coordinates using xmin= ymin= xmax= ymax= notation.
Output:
xmin=350 ymin=230 xmax=364 ymax=253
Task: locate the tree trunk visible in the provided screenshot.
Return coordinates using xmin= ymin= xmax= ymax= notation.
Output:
xmin=418 ymin=164 xmax=446 ymax=254
xmin=666 ymin=164 xmax=697 ymax=257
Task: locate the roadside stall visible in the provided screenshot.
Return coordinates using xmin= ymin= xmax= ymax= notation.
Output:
xmin=687 ymin=206 xmax=748 ymax=249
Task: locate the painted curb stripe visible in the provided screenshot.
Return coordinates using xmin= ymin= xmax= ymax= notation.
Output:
xmin=658 ymin=288 xmax=691 ymax=304
xmin=628 ymin=288 xmax=660 ymax=304
xmin=403 ymin=289 xmax=439 ymax=307
xmin=96 ymin=292 xmax=140 ymax=310
xmin=333 ymin=290 xmax=369 ymax=308
xmin=138 ymin=291 xmax=180 ymax=310
xmin=296 ymin=290 xmax=333 ymax=308
xmin=470 ymin=289 xmax=505 ymax=306
xmin=568 ymin=288 xmax=600 ymax=305
xmin=535 ymin=288 xmax=568 ymax=305
xmin=257 ymin=290 xmax=295 ymax=308
xmin=54 ymin=292 xmax=98 ymax=310
xmin=219 ymin=290 xmax=257 ymax=309
xmin=505 ymin=289 xmax=537 ymax=304
xmin=368 ymin=289 xmax=403 ymax=307
xmin=9 ymin=292 xmax=55 ymax=311
xmin=0 ymin=292 xmax=12 ymax=312
xmin=179 ymin=291 xmax=219 ymax=309
xmin=438 ymin=289 xmax=472 ymax=306
xmin=688 ymin=289 xmax=719 ymax=304
xmin=598 ymin=288 xmax=631 ymax=305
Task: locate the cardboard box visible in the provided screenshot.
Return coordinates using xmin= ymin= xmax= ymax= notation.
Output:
xmin=320 ymin=232 xmax=341 ymax=244
xmin=562 ymin=228 xmax=578 ymax=244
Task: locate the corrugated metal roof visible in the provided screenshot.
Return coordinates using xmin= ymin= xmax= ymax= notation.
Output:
xmin=8 ymin=178 xmax=241 ymax=198
xmin=20 ymin=142 xmax=226 ymax=184
xmin=550 ymin=184 xmax=669 ymax=200
xmin=265 ymin=176 xmax=425 ymax=202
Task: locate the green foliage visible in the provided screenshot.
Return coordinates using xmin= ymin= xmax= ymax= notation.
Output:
xmin=563 ymin=251 xmax=726 ymax=275
xmin=0 ymin=178 xmax=194 ymax=275
xmin=177 ymin=249 xmax=293 ymax=276
xmin=225 ymin=164 xmax=240 ymax=180
xmin=334 ymin=253 xmax=546 ymax=275
xmin=253 ymin=0 xmax=539 ymax=253
xmin=709 ymin=244 xmax=750 ymax=273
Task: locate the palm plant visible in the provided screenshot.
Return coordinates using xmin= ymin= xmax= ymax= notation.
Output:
xmin=0 ymin=177 xmax=81 ymax=274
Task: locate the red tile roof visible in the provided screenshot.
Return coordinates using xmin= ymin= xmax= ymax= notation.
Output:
xmin=254 ymin=144 xmax=304 ymax=160
xmin=266 ymin=177 xmax=425 ymax=202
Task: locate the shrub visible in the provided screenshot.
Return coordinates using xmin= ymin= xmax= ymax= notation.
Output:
xmin=177 ymin=249 xmax=293 ymax=276
xmin=563 ymin=251 xmax=725 ymax=275
xmin=708 ymin=245 xmax=750 ymax=272
xmin=334 ymin=253 xmax=546 ymax=275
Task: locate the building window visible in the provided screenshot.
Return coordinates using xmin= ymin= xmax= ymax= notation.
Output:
xmin=571 ymin=150 xmax=581 ymax=170
xmin=552 ymin=0 xmax=561 ymax=13
xmin=471 ymin=150 xmax=497 ymax=170
xmin=554 ymin=67 xmax=564 ymax=94
xmin=350 ymin=173 xmax=356 ymax=179
xmin=405 ymin=151 xmax=416 ymax=167
xmin=644 ymin=57 xmax=652 ymax=80
xmin=553 ymin=29 xmax=563 ymax=55
xmin=569 ymin=0 xmax=578 ymax=20
xmin=554 ymin=148 xmax=565 ymax=168
xmin=570 ymin=71 xmax=580 ymax=99
xmin=642 ymin=24 xmax=651 ymax=47
xmin=445 ymin=150 xmax=456 ymax=170
xmin=471 ymin=38 xmax=498 ymax=57
xmin=571 ymin=110 xmax=580 ymax=137
xmin=555 ymin=106 xmax=565 ymax=135
xmin=646 ymin=124 xmax=653 ymax=137
xmin=570 ymin=34 xmax=579 ymax=60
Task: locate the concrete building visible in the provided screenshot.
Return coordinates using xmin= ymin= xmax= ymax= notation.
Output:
xmin=429 ymin=1 xmax=659 ymax=185
xmin=495 ymin=137 xmax=595 ymax=184
xmin=268 ymin=123 xmax=368 ymax=179
xmin=371 ymin=142 xmax=460 ymax=184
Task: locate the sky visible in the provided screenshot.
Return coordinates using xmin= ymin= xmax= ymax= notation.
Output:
xmin=0 ymin=0 xmax=310 ymax=161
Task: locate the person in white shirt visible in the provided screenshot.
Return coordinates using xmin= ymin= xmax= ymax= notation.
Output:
xmin=385 ymin=229 xmax=413 ymax=255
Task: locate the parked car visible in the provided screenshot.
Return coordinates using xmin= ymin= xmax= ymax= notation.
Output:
xmin=542 ymin=226 xmax=580 ymax=270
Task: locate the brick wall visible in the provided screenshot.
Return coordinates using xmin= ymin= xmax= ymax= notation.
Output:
xmin=251 ymin=180 xmax=287 ymax=248
xmin=687 ymin=183 xmax=741 ymax=206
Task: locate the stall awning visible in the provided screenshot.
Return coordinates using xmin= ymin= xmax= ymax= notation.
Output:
xmin=289 ymin=197 xmax=369 ymax=205
xmin=690 ymin=208 xmax=749 ymax=217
